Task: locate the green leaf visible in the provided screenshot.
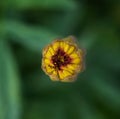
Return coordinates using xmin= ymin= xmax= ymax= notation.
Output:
xmin=0 ymin=21 xmax=6 ymax=37
xmin=23 ymin=100 xmax=66 ymax=119
xmin=85 ymin=68 xmax=120 ymax=113
xmin=0 ymin=39 xmax=21 ymax=119
xmin=7 ymin=0 xmax=76 ymax=10
xmin=77 ymin=98 xmax=106 ymax=119
xmin=6 ymin=21 xmax=58 ymax=52
xmin=44 ymin=7 xmax=83 ymax=35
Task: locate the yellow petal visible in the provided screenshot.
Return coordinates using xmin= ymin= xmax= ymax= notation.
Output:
xmin=59 ymin=41 xmax=64 ymax=49
xmin=63 ymin=70 xmax=72 ymax=78
xmin=48 ymin=46 xmax=54 ymax=55
xmin=44 ymin=58 xmax=51 ymax=64
xmin=72 ymin=58 xmax=81 ymax=64
xmin=52 ymin=41 xmax=60 ymax=51
xmin=45 ymin=65 xmax=54 ymax=73
xmin=58 ymin=70 xmax=72 ymax=80
xmin=66 ymin=64 xmax=77 ymax=71
xmin=70 ymin=52 xmax=79 ymax=59
xmin=62 ymin=66 xmax=74 ymax=74
xmin=64 ymin=43 xmax=70 ymax=52
xmin=58 ymin=41 xmax=70 ymax=53
xmin=52 ymin=70 xmax=57 ymax=75
xmin=67 ymin=45 xmax=75 ymax=54
xmin=50 ymin=70 xmax=60 ymax=81
xmin=44 ymin=48 xmax=52 ymax=59
xmin=58 ymin=71 xmax=65 ymax=80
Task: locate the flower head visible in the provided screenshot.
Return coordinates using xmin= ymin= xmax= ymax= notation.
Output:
xmin=42 ymin=36 xmax=85 ymax=82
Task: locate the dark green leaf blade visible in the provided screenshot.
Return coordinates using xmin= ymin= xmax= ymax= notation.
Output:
xmin=0 ymin=39 xmax=21 ymax=119
xmin=6 ymin=21 xmax=58 ymax=52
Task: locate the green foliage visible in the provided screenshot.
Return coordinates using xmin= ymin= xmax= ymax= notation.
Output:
xmin=0 ymin=40 xmax=21 ymax=119
xmin=7 ymin=0 xmax=76 ymax=10
xmin=6 ymin=20 xmax=58 ymax=52
xmin=0 ymin=0 xmax=120 ymax=119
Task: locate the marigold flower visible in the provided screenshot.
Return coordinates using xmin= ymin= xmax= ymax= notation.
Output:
xmin=41 ymin=36 xmax=85 ymax=82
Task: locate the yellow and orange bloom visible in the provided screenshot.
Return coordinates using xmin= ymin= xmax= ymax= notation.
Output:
xmin=41 ymin=36 xmax=85 ymax=82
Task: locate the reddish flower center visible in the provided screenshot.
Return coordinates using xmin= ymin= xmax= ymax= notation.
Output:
xmin=51 ymin=48 xmax=72 ymax=70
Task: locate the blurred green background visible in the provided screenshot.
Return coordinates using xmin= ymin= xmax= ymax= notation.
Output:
xmin=0 ymin=0 xmax=120 ymax=119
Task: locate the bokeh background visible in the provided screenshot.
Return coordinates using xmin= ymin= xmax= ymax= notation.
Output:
xmin=0 ymin=0 xmax=120 ymax=119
